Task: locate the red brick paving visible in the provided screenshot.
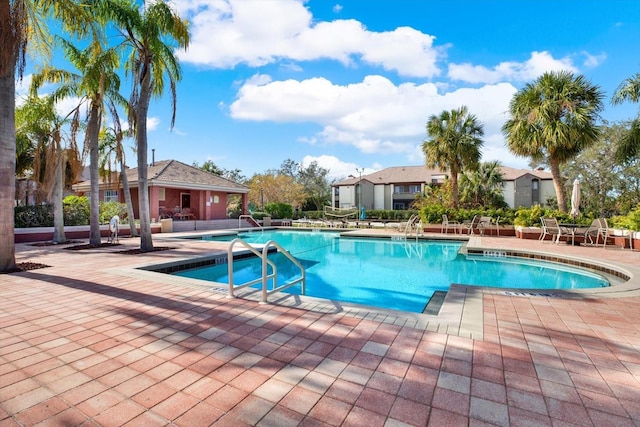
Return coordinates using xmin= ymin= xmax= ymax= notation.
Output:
xmin=1 ymin=233 xmax=639 ymax=425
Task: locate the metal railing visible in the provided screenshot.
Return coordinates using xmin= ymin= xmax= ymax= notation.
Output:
xmin=404 ymin=214 xmax=423 ymax=240
xmin=239 ymin=214 xmax=263 ymax=230
xmin=227 ymin=238 xmax=305 ymax=303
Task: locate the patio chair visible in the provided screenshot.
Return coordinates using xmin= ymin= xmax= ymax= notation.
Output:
xmin=584 ymin=217 xmax=610 ymax=247
xmin=539 ymin=217 xmax=571 ymax=244
xmin=460 ymin=215 xmax=482 ymax=235
xmin=441 ymin=214 xmax=460 ymax=234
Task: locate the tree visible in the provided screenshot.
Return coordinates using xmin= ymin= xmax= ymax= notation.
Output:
xmin=459 ymin=160 xmax=506 ymax=208
xmin=297 ymin=161 xmax=332 ymax=210
xmin=562 ymin=121 xmax=640 ymax=216
xmin=193 ymin=160 xmax=246 ymax=183
xmin=422 ymin=106 xmax=484 ymax=208
xmin=106 ymin=0 xmax=190 ymax=251
xmin=99 ymin=105 xmax=138 ymax=236
xmin=611 ymin=73 xmax=640 ymax=161
xmin=247 ymin=173 xmax=306 ymax=211
xmin=17 ymin=94 xmax=83 ymax=243
xmin=31 ymin=37 xmax=126 ymax=246
xmin=194 ymin=160 xmax=224 ymax=176
xmin=0 ymin=0 xmax=94 ymax=271
xmin=502 ymin=71 xmax=604 ymax=212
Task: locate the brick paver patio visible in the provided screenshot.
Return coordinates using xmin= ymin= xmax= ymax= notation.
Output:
xmin=1 ymin=230 xmax=639 ymax=426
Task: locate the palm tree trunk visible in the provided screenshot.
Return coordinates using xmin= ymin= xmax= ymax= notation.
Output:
xmin=87 ymin=103 xmax=102 ymax=246
xmin=549 ymin=158 xmax=567 ymax=212
xmin=120 ymin=161 xmax=138 ymax=237
xmin=450 ymin=164 xmax=459 ymax=208
xmin=0 ymin=70 xmax=17 ymax=271
xmin=52 ymin=150 xmax=66 ymax=243
xmin=136 ymin=73 xmax=154 ymax=251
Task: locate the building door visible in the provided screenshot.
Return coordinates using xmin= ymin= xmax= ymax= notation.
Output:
xmin=531 ymin=179 xmax=539 ymax=205
xmin=181 ymin=193 xmax=191 ymax=209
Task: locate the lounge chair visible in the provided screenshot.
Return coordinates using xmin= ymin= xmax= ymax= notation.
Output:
xmin=540 ymin=217 xmax=572 ymax=244
xmin=584 ymin=218 xmax=609 ymax=247
xmin=441 ymin=214 xmax=460 ymax=234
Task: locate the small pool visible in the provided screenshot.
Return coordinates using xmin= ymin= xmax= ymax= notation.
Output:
xmin=174 ymin=230 xmax=609 ymax=313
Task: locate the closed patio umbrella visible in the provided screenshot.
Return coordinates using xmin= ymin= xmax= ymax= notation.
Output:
xmin=570 ymin=179 xmax=581 ymax=218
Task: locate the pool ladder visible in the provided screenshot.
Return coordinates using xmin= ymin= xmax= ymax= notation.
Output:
xmin=227 ymin=238 xmax=306 ymax=303
xmin=404 ymin=214 xmax=423 ymax=240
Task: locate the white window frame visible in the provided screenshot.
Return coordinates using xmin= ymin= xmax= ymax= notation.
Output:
xmin=104 ymin=190 xmax=118 ymax=203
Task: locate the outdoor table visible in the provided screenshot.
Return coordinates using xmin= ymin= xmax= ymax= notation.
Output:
xmin=559 ymin=223 xmax=584 ymax=245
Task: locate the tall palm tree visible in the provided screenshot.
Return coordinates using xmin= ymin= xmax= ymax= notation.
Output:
xmin=0 ymin=0 xmax=95 ymax=271
xmin=31 ymin=37 xmax=126 ymax=246
xmin=105 ymin=0 xmax=189 ymax=251
xmin=99 ymin=105 xmax=138 ymax=236
xmin=422 ymin=106 xmax=484 ymax=208
xmin=612 ymin=73 xmax=640 ymax=161
xmin=502 ymin=71 xmax=604 ymax=212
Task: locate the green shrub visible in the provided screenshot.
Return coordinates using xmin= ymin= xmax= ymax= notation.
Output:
xmin=99 ymin=201 xmax=128 ymax=224
xmin=264 ymin=202 xmax=293 ymax=219
xmin=63 ymin=195 xmax=90 ymax=226
xmin=14 ymin=204 xmax=54 ymax=228
xmin=610 ymin=204 xmax=640 ymax=231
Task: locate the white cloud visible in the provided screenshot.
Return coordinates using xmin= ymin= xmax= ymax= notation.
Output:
xmin=301 ymin=154 xmax=376 ymax=180
xmin=332 ymin=4 xmax=343 ymax=13
xmin=230 ymin=74 xmax=518 ymax=164
xmin=448 ymin=51 xmax=578 ymax=84
xmin=174 ymin=0 xmax=442 ymax=77
xmin=147 ymin=117 xmax=160 ymax=131
xmin=581 ymin=51 xmax=606 ymax=68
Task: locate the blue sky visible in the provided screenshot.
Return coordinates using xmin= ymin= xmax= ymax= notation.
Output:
xmin=20 ymin=0 xmax=640 ymax=180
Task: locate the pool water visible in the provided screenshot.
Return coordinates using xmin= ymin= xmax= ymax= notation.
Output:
xmin=175 ymin=230 xmax=609 ymax=313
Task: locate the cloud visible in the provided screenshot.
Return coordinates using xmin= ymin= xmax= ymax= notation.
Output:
xmin=174 ymin=0 xmax=442 ymax=77
xmin=301 ymin=154 xmax=376 ymax=180
xmin=581 ymin=51 xmax=606 ymax=68
xmin=230 ymin=74 xmax=517 ymax=163
xmin=147 ymin=117 xmax=160 ymax=131
xmin=333 ymin=4 xmax=343 ymax=13
xmin=448 ymin=51 xmax=578 ymax=84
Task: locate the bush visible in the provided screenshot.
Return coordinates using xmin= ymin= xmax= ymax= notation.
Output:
xmin=99 ymin=201 xmax=127 ymax=224
xmin=264 ymin=202 xmax=293 ymax=219
xmin=14 ymin=204 xmax=54 ymax=228
xmin=610 ymin=204 xmax=640 ymax=231
xmin=63 ymin=195 xmax=90 ymax=226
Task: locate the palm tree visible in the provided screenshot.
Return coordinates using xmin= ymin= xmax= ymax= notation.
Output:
xmin=459 ymin=160 xmax=506 ymax=208
xmin=422 ymin=106 xmax=484 ymax=208
xmin=105 ymin=0 xmax=189 ymax=252
xmin=0 ymin=0 xmax=95 ymax=271
xmin=502 ymin=71 xmax=604 ymax=212
xmin=18 ymin=94 xmax=83 ymax=243
xmin=612 ymin=73 xmax=640 ymax=161
xmin=31 ymin=39 xmax=127 ymax=246
xmin=99 ymin=105 xmax=138 ymax=236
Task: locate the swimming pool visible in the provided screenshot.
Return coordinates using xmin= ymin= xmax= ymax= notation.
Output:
xmin=174 ymin=230 xmax=609 ymax=313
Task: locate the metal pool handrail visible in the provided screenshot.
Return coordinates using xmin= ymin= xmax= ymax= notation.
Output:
xmin=239 ymin=214 xmax=263 ymax=231
xmin=227 ymin=238 xmax=306 ymax=303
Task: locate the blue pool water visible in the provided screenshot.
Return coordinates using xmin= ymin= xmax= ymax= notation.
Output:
xmin=175 ymin=230 xmax=609 ymax=313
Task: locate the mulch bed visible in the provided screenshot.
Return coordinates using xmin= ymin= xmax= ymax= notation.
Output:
xmin=30 ymin=240 xmax=84 ymax=247
xmin=1 ymin=262 xmax=51 ymax=274
xmin=64 ymin=243 xmax=122 ymax=250
xmin=4 ymin=243 xmax=173 ymax=274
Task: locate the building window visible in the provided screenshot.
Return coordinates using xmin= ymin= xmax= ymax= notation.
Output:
xmin=104 ymin=190 xmax=118 ymax=203
xmin=158 ymin=188 xmax=165 ymax=201
xmin=394 ymin=185 xmax=420 ymax=194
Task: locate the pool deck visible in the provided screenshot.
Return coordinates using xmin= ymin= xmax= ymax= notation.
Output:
xmin=2 ymin=230 xmax=640 ymax=426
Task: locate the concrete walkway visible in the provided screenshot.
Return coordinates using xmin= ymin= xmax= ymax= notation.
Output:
xmin=1 ymin=231 xmax=639 ymax=426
